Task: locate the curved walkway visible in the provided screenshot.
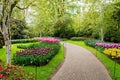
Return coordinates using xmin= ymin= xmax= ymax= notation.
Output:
xmin=51 ymin=42 xmax=112 ymax=80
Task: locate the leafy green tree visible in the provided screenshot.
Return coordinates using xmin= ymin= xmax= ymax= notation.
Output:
xmin=11 ymin=19 xmax=28 ymax=39
xmin=0 ymin=0 xmax=20 ymax=64
xmin=53 ymin=17 xmax=75 ymax=39
xmin=0 ymin=0 xmax=33 ymax=64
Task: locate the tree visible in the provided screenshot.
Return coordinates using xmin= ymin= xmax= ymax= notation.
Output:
xmin=0 ymin=0 xmax=33 ymax=64
xmin=11 ymin=19 xmax=28 ymax=39
xmin=0 ymin=0 xmax=19 ymax=64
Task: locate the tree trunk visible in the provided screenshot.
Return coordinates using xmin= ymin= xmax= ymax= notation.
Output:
xmin=5 ymin=38 xmax=11 ymax=64
xmin=100 ymin=28 xmax=104 ymax=41
xmin=2 ymin=24 xmax=11 ymax=64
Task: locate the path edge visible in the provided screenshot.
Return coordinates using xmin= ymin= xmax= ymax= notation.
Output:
xmin=48 ymin=44 xmax=66 ymax=80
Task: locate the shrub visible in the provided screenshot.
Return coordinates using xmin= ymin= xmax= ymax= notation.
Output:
xmin=60 ymin=38 xmax=68 ymax=41
xmin=84 ymin=39 xmax=104 ymax=52
xmin=70 ymin=37 xmax=85 ymax=41
xmin=11 ymin=39 xmax=38 ymax=44
xmin=0 ymin=65 xmax=34 ymax=80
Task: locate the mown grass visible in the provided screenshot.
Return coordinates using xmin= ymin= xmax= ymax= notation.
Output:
xmin=66 ymin=40 xmax=120 ymax=80
xmin=0 ymin=42 xmax=64 ymax=80
xmin=0 ymin=43 xmax=34 ymax=63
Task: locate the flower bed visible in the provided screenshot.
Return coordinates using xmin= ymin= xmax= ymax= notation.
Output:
xmin=13 ymin=48 xmax=55 ymax=66
xmin=16 ymin=48 xmax=53 ymax=56
xmin=0 ymin=65 xmax=34 ymax=79
xmin=96 ymin=42 xmax=120 ymax=48
xmin=104 ymin=48 xmax=120 ymax=58
xmin=13 ymin=41 xmax=60 ymax=66
xmin=84 ymin=40 xmax=120 ymax=62
xmin=35 ymin=37 xmax=60 ymax=43
xmin=96 ymin=42 xmax=120 ymax=62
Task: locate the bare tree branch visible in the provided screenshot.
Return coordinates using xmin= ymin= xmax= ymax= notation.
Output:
xmin=16 ymin=5 xmax=29 ymax=10
xmin=16 ymin=0 xmax=35 ymax=10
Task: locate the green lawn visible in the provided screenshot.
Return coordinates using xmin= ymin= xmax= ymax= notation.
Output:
xmin=0 ymin=42 xmax=64 ymax=80
xmin=66 ymin=40 xmax=120 ymax=80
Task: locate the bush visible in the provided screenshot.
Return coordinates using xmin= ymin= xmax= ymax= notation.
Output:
xmin=70 ymin=37 xmax=85 ymax=41
xmin=104 ymin=26 xmax=120 ymax=43
xmin=11 ymin=39 xmax=38 ymax=44
xmin=0 ymin=65 xmax=34 ymax=80
xmin=13 ymin=42 xmax=60 ymax=66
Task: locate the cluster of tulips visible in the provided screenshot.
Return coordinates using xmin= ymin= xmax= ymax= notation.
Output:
xmin=96 ymin=42 xmax=120 ymax=48
xmin=96 ymin=42 xmax=120 ymax=58
xmin=16 ymin=48 xmax=53 ymax=56
xmin=35 ymin=37 xmax=60 ymax=43
xmin=104 ymin=48 xmax=120 ymax=58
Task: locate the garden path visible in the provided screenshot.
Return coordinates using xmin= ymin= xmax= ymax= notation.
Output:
xmin=51 ymin=42 xmax=112 ymax=80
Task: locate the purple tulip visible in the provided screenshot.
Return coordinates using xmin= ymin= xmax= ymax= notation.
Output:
xmin=34 ymin=37 xmax=60 ymax=43
xmin=96 ymin=42 xmax=120 ymax=48
xmin=16 ymin=48 xmax=53 ymax=56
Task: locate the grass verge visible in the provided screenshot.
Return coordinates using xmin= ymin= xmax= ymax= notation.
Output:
xmin=66 ymin=40 xmax=120 ymax=80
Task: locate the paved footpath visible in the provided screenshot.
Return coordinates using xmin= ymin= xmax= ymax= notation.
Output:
xmin=51 ymin=42 xmax=112 ymax=80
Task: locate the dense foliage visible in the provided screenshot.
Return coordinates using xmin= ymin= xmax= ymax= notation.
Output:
xmin=11 ymin=20 xmax=29 ymax=39
xmin=53 ymin=17 xmax=75 ymax=39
